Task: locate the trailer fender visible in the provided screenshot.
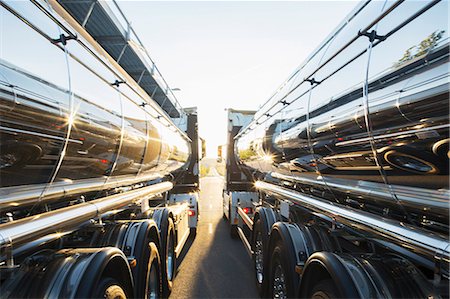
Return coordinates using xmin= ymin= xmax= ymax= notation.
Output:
xmin=74 ymin=247 xmax=134 ymax=298
xmin=298 ymin=252 xmax=361 ymax=299
xmin=0 ymin=248 xmax=134 ymax=299
xmin=151 ymin=208 xmax=172 ymax=231
xmin=267 ymin=222 xmax=309 ymax=298
xmin=298 ymin=224 xmax=339 ymax=253
xmin=90 ymin=220 xmax=161 ymax=298
xmin=355 ymin=254 xmax=438 ymax=298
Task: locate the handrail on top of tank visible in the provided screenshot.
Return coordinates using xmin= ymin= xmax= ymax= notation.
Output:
xmin=109 ymin=0 xmax=185 ymax=119
xmin=235 ymin=0 xmax=442 ymax=140
xmin=23 ymin=0 xmax=190 ymax=141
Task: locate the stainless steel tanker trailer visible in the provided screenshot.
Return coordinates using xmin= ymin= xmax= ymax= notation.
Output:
xmin=0 ymin=0 xmax=200 ymax=298
xmin=224 ymin=0 xmax=450 ymax=298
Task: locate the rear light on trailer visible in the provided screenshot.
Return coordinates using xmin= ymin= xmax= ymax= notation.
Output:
xmin=243 ymin=207 xmax=253 ymax=214
xmin=188 ymin=210 xmax=196 ymax=217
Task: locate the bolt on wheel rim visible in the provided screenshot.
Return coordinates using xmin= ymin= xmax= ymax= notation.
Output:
xmin=147 ymin=262 xmax=158 ymax=299
xmin=273 ymin=263 xmax=287 ymax=299
xmin=255 ymin=231 xmax=264 ymax=284
xmin=167 ymin=233 xmax=175 ymax=281
xmin=0 ymin=154 xmax=17 ymax=169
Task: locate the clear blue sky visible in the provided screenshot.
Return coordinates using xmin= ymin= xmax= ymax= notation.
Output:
xmin=120 ymin=1 xmax=358 ymax=156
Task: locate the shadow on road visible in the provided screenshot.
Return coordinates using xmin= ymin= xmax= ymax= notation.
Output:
xmin=188 ymin=219 xmax=258 ymax=298
xmin=170 ymin=174 xmax=259 ymax=299
xmin=176 ymin=232 xmax=196 ymax=270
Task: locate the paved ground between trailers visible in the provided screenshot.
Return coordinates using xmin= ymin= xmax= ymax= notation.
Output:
xmin=169 ymin=168 xmax=259 ymax=299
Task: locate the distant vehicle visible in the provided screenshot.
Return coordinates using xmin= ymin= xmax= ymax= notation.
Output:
xmin=217 ymin=145 xmax=223 ymax=163
xmin=222 ymin=109 xmax=257 ymax=237
xmin=200 ymin=137 xmax=207 ymax=161
xmin=0 ymin=1 xmax=199 ymax=298
xmin=224 ymin=1 xmax=449 ymax=298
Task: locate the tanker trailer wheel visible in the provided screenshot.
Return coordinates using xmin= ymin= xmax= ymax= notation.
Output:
xmin=94 ymin=277 xmax=127 ymax=299
xmin=0 ymin=143 xmax=42 ymax=169
xmin=309 ymin=280 xmax=338 ymax=299
xmin=229 ymin=203 xmax=238 ymax=238
xmin=146 ymin=242 xmax=162 ymax=299
xmin=269 ymin=241 xmax=297 ymax=299
xmin=252 ymin=208 xmax=277 ymax=296
xmin=384 ymin=150 xmax=441 ymax=174
xmin=160 ymin=216 xmax=176 ymax=297
xmin=268 ymin=222 xmax=314 ymax=298
xmin=253 ymin=219 xmax=265 ymax=292
xmin=298 ymin=252 xmax=361 ymax=299
xmin=88 ymin=221 xmax=162 ymax=298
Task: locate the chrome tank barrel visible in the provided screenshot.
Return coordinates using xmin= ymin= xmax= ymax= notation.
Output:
xmin=0 ymin=181 xmax=173 ymax=254
xmin=235 ymin=0 xmax=449 ymax=234
xmin=255 ymin=181 xmax=450 ymax=272
xmin=0 ymin=1 xmax=190 ymax=209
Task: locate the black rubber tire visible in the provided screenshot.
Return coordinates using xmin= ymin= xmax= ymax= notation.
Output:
xmin=310 ymin=279 xmax=339 ymax=299
xmin=0 ymin=143 xmax=41 ymax=169
xmin=230 ymin=225 xmax=238 ymax=239
xmin=383 ymin=150 xmax=443 ymax=174
xmin=90 ymin=221 xmax=157 ymax=299
xmin=269 ymin=242 xmax=298 ymax=299
xmin=252 ymin=209 xmax=278 ymax=298
xmin=146 ymin=242 xmax=162 ymax=299
xmin=93 ymin=277 xmax=127 ymax=299
xmin=160 ymin=217 xmax=176 ymax=297
xmin=252 ymin=219 xmax=265 ymax=295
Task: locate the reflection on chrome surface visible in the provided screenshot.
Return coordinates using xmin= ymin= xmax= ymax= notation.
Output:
xmin=0 ymin=61 xmax=189 ymax=187
xmin=0 ymin=61 xmax=189 ymax=206
xmin=0 ymin=0 xmax=191 ymax=221
xmin=235 ymin=1 xmax=449 ymax=235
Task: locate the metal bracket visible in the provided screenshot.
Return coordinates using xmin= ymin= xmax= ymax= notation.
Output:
xmin=433 ymin=245 xmax=448 ymax=285
xmin=111 ymin=80 xmax=125 ymax=87
xmin=52 ymin=34 xmax=77 ymax=46
xmin=5 ymin=213 xmax=13 ymax=223
xmin=330 ymin=216 xmax=339 ymax=232
xmin=358 ymin=30 xmax=386 ymax=42
xmin=305 ymin=78 xmax=321 ymax=85
xmin=0 ymin=236 xmax=17 ymax=269
xmin=280 ymin=100 xmax=289 ymax=106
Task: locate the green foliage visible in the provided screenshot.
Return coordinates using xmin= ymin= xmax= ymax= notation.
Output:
xmin=395 ymin=30 xmax=445 ymax=67
xmin=238 ymin=148 xmax=257 ymax=161
xmin=200 ymin=165 xmax=210 ymax=177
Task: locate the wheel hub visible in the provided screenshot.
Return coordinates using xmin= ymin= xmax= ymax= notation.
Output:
xmin=0 ymin=153 xmax=17 ymax=169
xmin=255 ymin=232 xmax=264 ymax=284
xmin=273 ymin=263 xmax=287 ymax=299
xmin=167 ymin=234 xmax=175 ymax=281
xmin=147 ymin=261 xmax=158 ymax=299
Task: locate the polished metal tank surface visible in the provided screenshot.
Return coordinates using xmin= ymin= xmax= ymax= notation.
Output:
xmin=235 ymin=0 xmax=449 ymax=234
xmin=0 ymin=1 xmax=190 ymax=209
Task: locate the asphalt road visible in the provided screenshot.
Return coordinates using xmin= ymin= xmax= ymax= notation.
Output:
xmin=169 ymin=167 xmax=259 ymax=299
